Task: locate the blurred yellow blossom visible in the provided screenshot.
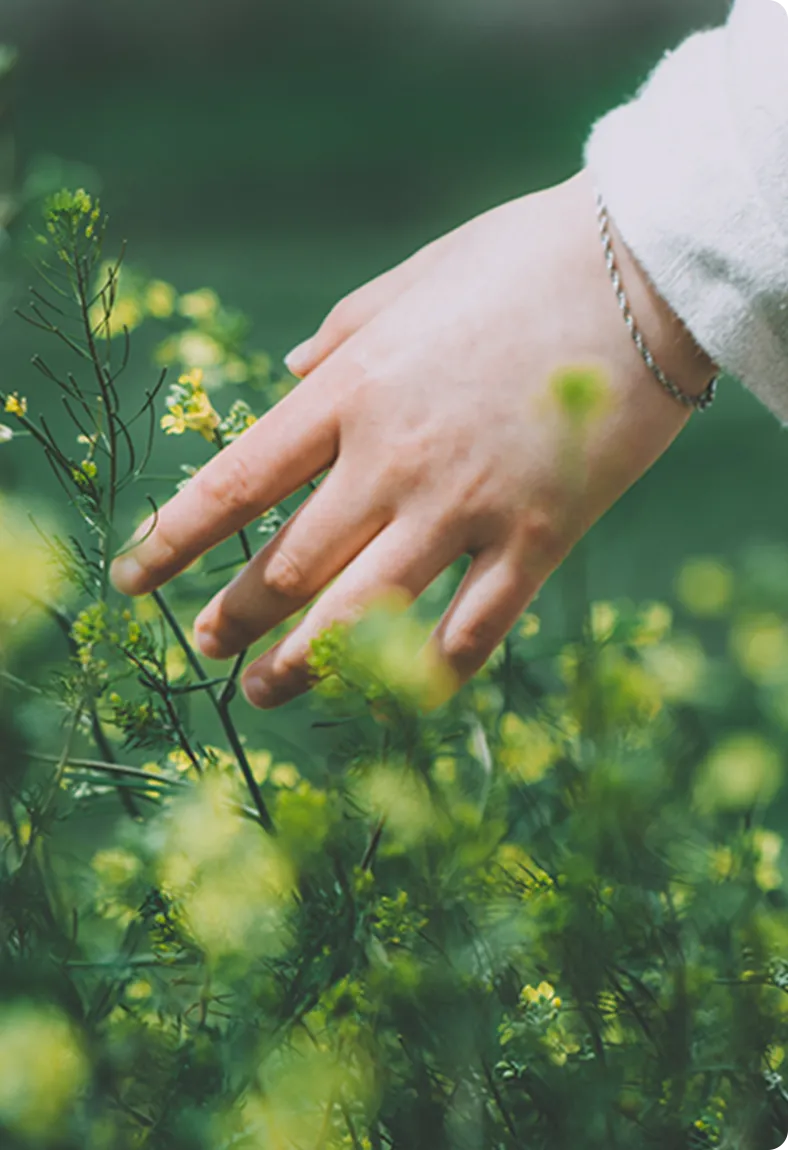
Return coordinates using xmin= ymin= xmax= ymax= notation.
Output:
xmin=754 ymin=829 xmax=783 ymax=891
xmin=178 ymin=331 xmax=223 ymax=370
xmin=695 ymin=733 xmax=783 ymax=812
xmin=519 ymin=612 xmax=541 ymax=639
xmin=158 ymin=774 xmax=294 ymax=959
xmin=642 ymin=635 xmax=707 ymax=703
xmin=168 ymin=748 xmax=196 ymax=774
xmin=432 ymin=755 xmax=457 ymax=785
xmin=631 ymin=602 xmax=673 ymax=647
xmin=675 ymin=557 xmax=734 ymax=618
xmin=0 ymin=495 xmax=64 ymax=646
xmin=0 ymin=1002 xmax=88 ymax=1138
xmin=92 ymin=848 xmax=141 ymax=887
xmin=248 ymin=749 xmax=273 ymax=783
xmin=144 ymin=279 xmax=176 ymax=318
xmin=178 ymin=288 xmax=219 ymax=322
xmin=270 ymin=762 xmax=300 ymax=789
xmin=358 ymin=762 xmax=435 ymax=853
xmin=709 ymin=845 xmax=736 ymax=881
xmin=590 ymin=601 xmax=618 ymax=643
xmin=126 ymin=980 xmax=152 ymax=1001
xmin=165 ymin=644 xmax=187 ymax=681
xmin=499 ymin=713 xmax=560 ymax=784
xmin=730 ymin=613 xmax=788 ymax=685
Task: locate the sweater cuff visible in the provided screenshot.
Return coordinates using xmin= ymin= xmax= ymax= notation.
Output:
xmin=583 ymin=25 xmax=788 ymax=423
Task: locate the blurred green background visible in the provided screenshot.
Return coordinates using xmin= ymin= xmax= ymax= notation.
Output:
xmin=0 ymin=0 xmax=780 ymax=613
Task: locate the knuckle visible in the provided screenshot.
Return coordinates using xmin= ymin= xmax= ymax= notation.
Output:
xmin=519 ymin=507 xmax=564 ymax=563
xmin=198 ymin=453 xmax=259 ymax=521
xmin=261 ymin=549 xmax=308 ymax=599
xmin=443 ymin=616 xmax=499 ymax=669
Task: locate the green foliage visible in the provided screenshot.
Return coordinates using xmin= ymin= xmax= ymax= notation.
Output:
xmin=1 ymin=192 xmax=788 ymax=1150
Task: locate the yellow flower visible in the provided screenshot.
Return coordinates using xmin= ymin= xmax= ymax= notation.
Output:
xmin=521 ymin=980 xmax=558 ymax=1007
xmin=161 ymin=384 xmax=219 ymax=442
xmin=179 ymin=368 xmax=205 ymax=389
xmin=168 ymin=748 xmax=196 ymax=774
xmin=4 ymin=393 xmax=27 ymax=418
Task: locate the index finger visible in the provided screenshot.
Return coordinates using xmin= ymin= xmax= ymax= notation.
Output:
xmin=110 ymin=372 xmax=340 ymax=597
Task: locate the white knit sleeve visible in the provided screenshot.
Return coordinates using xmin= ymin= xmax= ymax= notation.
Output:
xmin=583 ymin=0 xmax=788 ymax=422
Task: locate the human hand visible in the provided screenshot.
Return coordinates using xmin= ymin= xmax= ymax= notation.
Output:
xmin=111 ymin=168 xmax=717 ymax=709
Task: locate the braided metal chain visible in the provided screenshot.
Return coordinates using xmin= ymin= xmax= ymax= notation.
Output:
xmin=594 ymin=189 xmax=718 ymax=413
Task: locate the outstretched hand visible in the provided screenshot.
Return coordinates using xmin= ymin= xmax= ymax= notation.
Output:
xmin=111 ymin=168 xmax=716 ymax=709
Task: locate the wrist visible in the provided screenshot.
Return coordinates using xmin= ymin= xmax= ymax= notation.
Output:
xmin=597 ymin=188 xmax=719 ymax=401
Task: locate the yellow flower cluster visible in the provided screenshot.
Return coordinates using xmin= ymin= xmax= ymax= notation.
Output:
xmin=161 ymin=369 xmax=220 ymax=442
xmin=4 ymin=393 xmax=27 ymax=418
xmin=521 ymin=980 xmax=561 ymax=1009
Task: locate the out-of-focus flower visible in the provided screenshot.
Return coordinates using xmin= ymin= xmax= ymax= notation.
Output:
xmin=631 ymin=602 xmax=673 ymax=647
xmin=642 ymin=635 xmax=707 ymax=703
xmin=158 ymin=774 xmax=295 ymax=960
xmin=753 ymin=829 xmax=783 ymax=891
xmin=0 ymin=1001 xmax=88 ymax=1138
xmin=730 ymin=613 xmax=788 ymax=685
xmin=519 ymin=612 xmax=541 ymax=639
xmin=499 ymin=713 xmax=561 ymax=784
xmin=675 ymin=557 xmax=734 ymax=618
xmin=590 ymin=601 xmax=618 ymax=643
xmin=144 ymin=280 xmax=176 ymax=319
xmin=178 ymin=288 xmax=219 ymax=322
xmin=695 ymin=733 xmax=783 ymax=812
xmin=0 ymin=495 xmax=63 ymax=646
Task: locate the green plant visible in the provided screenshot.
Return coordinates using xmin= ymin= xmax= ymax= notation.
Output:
xmin=1 ymin=189 xmax=787 ymax=1150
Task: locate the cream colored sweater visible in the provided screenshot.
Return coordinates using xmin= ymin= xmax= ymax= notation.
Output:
xmin=583 ymin=0 xmax=788 ymax=421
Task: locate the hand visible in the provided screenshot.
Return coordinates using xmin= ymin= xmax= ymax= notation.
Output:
xmin=111 ymin=168 xmax=717 ymax=709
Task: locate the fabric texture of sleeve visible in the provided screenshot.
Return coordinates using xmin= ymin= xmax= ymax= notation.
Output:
xmin=582 ymin=0 xmax=788 ymax=422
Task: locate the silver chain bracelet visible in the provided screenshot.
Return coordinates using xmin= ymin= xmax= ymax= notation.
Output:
xmin=594 ymin=189 xmax=718 ymax=413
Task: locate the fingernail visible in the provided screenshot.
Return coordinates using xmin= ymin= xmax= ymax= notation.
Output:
xmin=110 ymin=553 xmax=145 ymax=595
xmin=193 ymin=613 xmax=226 ymax=660
xmin=284 ymin=338 xmax=313 ymax=378
xmin=243 ymin=671 xmax=276 ymax=709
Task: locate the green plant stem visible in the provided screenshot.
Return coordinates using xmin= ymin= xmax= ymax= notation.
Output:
xmin=31 ymin=754 xmax=188 ymax=787
xmin=151 ymin=589 xmax=274 ymax=832
xmin=22 ymin=705 xmax=83 ymax=868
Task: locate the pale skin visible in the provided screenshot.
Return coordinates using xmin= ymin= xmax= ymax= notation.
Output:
xmin=110 ymin=167 xmax=717 ymax=709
